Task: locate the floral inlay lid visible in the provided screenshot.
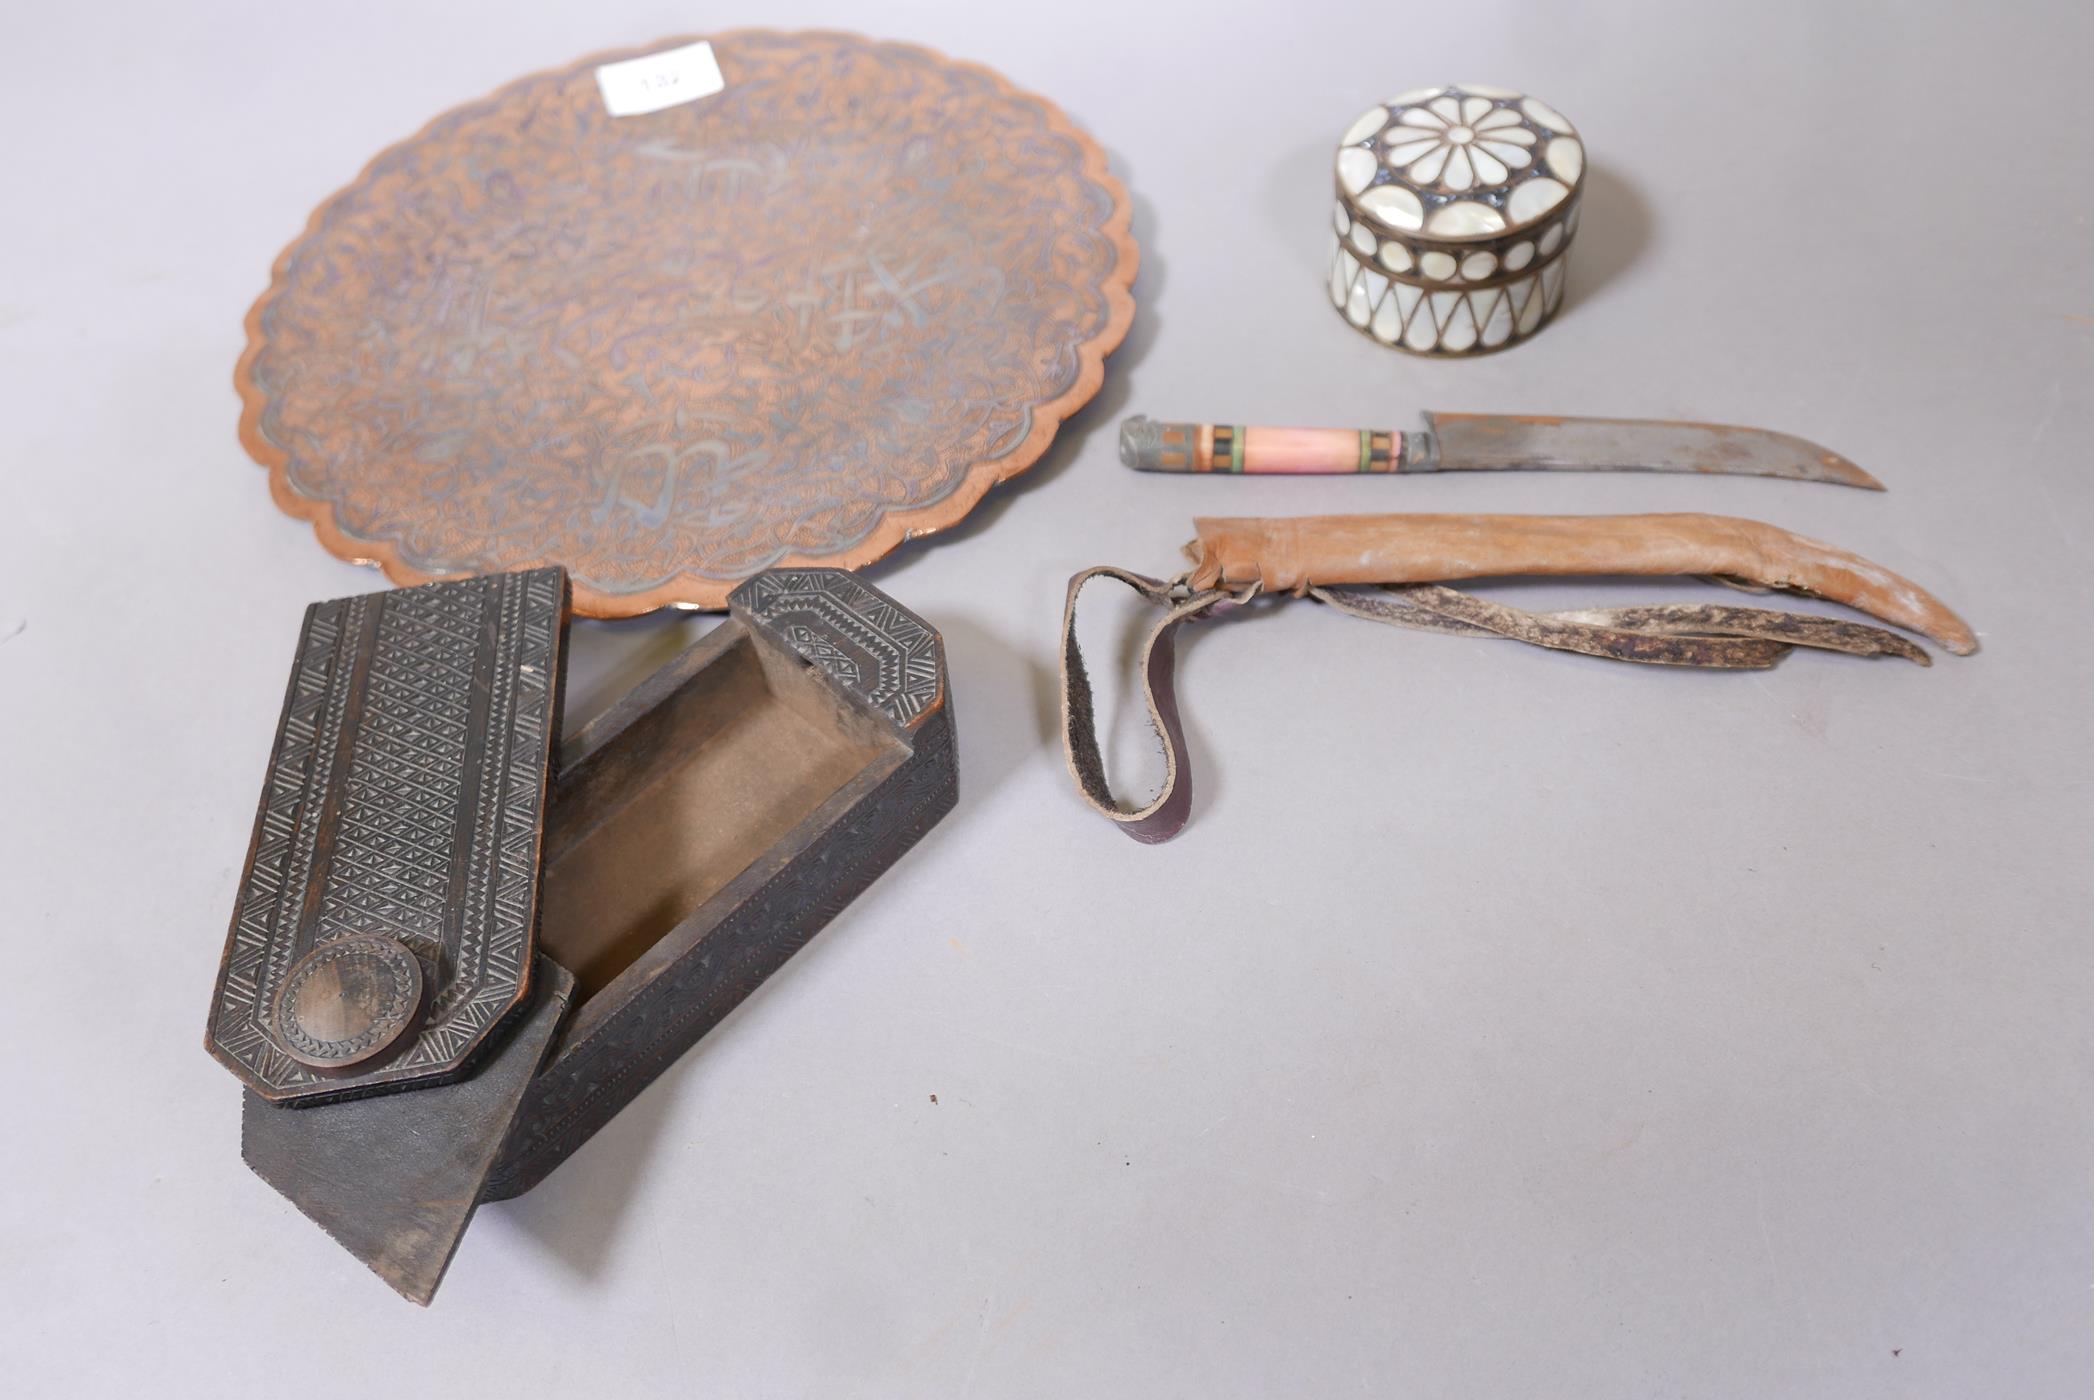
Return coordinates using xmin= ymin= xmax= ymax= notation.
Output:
xmin=1334 ymin=84 xmax=1583 ymax=241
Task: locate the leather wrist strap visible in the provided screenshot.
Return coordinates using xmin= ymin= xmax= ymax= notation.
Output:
xmin=1058 ymin=567 xmax=1239 ymax=844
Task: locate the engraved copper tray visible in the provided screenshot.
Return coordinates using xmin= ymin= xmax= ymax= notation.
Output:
xmin=236 ymin=31 xmax=1137 ymax=616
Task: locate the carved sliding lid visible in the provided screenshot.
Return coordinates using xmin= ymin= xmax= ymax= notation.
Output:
xmin=1328 ymin=84 xmax=1584 ymax=355
xmin=206 ymin=568 xmax=569 ymax=1105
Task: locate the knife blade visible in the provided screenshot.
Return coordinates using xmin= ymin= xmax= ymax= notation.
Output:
xmin=1118 ymin=413 xmax=1885 ymax=490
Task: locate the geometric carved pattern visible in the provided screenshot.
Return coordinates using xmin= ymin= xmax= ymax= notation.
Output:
xmin=207 ymin=568 xmax=568 ymax=1103
xmin=273 ymin=935 xmax=426 ymax=1070
xmin=731 ymin=568 xmax=944 ymax=728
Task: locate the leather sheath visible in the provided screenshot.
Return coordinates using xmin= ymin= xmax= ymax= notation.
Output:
xmin=1186 ymin=512 xmax=1977 ymax=655
xmin=1062 ymin=512 xmax=1975 ymax=843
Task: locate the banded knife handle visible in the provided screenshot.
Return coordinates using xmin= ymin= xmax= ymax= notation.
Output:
xmin=1119 ymin=415 xmax=1413 ymax=474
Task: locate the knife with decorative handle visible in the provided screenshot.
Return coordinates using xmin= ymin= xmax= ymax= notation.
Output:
xmin=1118 ymin=412 xmax=1885 ymax=490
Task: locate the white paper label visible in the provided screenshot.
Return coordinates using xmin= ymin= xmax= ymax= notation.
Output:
xmin=595 ymin=41 xmax=725 ymax=118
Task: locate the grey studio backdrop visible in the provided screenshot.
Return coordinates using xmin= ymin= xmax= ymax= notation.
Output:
xmin=3 ymin=2 xmax=2090 ymax=1396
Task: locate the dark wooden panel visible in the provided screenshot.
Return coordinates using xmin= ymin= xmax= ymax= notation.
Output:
xmin=243 ymin=959 xmax=575 ymax=1304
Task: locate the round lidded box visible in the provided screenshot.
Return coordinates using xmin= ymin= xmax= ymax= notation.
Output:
xmin=1328 ymin=84 xmax=1584 ymax=355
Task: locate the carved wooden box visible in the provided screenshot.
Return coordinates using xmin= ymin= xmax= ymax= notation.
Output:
xmin=206 ymin=567 xmax=956 ymax=1302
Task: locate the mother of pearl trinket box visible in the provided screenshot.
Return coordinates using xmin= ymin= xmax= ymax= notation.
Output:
xmin=1329 ymin=84 xmax=1585 ymax=355
xmin=205 ymin=566 xmax=956 ymax=1303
